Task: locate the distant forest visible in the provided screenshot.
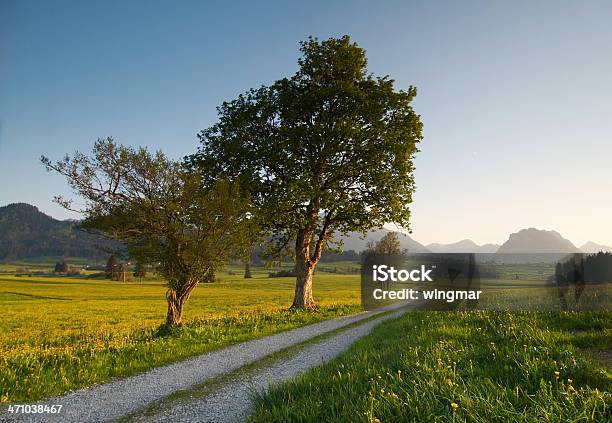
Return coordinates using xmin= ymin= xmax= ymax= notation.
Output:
xmin=0 ymin=203 xmax=121 ymax=261
xmin=556 ymin=252 xmax=612 ymax=284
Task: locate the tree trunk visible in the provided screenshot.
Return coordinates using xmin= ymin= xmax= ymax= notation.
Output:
xmin=165 ymin=288 xmax=186 ymax=326
xmin=292 ymin=260 xmax=316 ymax=309
xmin=291 ymin=230 xmax=317 ymax=309
xmin=164 ymin=275 xmax=201 ymax=326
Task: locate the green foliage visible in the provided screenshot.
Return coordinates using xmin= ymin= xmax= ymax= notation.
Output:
xmin=44 ymin=138 xmax=253 ymax=285
xmin=250 ymin=311 xmax=611 ymax=422
xmin=133 ymin=260 xmax=147 ymax=278
xmin=42 ymin=138 xmax=257 ymax=323
xmin=557 ymin=252 xmax=612 ymax=283
xmin=372 ymin=232 xmax=403 ymax=255
xmin=189 ymin=35 xmax=423 ymax=286
xmin=53 ymin=260 xmax=70 ymax=274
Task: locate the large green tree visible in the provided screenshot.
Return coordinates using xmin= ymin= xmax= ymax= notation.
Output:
xmin=42 ymin=138 xmax=254 ymax=325
xmin=189 ymin=36 xmax=423 ymax=308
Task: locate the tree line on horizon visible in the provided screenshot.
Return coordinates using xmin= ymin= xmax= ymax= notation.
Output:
xmin=0 ymin=203 xmax=121 ymax=261
xmin=41 ymin=35 xmax=424 ymax=327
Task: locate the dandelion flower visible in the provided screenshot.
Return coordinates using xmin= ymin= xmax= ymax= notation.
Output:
xmin=554 ymin=371 xmax=560 ymax=378
xmin=451 ymin=402 xmax=459 ymax=411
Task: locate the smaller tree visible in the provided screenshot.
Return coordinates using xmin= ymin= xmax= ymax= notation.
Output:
xmin=42 ymin=138 xmax=255 ymax=326
xmin=54 ymin=260 xmax=69 ymax=274
xmin=244 ymin=262 xmax=252 ymax=278
xmin=118 ymin=262 xmax=128 ymax=282
xmin=133 ymin=260 xmax=146 ymax=280
xmin=106 ymin=255 xmax=117 ymax=279
xmin=373 ymin=232 xmax=402 ymax=255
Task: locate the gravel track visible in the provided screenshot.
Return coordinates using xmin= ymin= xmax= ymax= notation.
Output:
xmin=0 ymin=308 xmax=394 ymax=423
xmin=130 ymin=308 xmax=407 ymax=423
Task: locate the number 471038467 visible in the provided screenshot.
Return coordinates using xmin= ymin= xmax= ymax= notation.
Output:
xmin=7 ymin=404 xmax=63 ymax=414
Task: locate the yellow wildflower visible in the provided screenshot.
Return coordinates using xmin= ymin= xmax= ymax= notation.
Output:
xmin=451 ymin=402 xmax=459 ymax=411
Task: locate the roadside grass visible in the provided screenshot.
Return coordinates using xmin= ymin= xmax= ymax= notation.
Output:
xmin=0 ymin=272 xmax=360 ymax=402
xmin=249 ymin=311 xmax=612 ymax=422
xmin=120 ymin=309 xmax=398 ymax=422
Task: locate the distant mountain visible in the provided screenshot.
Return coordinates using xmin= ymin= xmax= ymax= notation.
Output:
xmin=0 ymin=203 xmax=121 ymax=261
xmin=336 ymin=229 xmax=429 ymax=253
xmin=580 ymin=241 xmax=612 ymax=253
xmin=497 ymin=228 xmax=580 ymax=254
xmin=427 ymin=239 xmax=500 ymax=253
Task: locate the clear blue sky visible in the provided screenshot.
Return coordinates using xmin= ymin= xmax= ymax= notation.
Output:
xmin=1 ymin=0 xmax=611 ymax=246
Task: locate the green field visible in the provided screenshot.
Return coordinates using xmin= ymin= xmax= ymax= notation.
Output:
xmin=2 ymin=258 xmax=611 ymax=422
xmin=250 ymin=311 xmax=612 ymax=422
xmin=0 ymin=268 xmax=361 ymax=402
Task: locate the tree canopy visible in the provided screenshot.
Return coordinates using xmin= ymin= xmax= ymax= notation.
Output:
xmin=188 ymin=36 xmax=423 ymax=308
xmin=43 ymin=138 xmax=255 ymax=325
xmin=372 ymin=232 xmax=403 ymax=255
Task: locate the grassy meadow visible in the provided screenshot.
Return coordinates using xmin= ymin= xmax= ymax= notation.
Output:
xmin=250 ymin=310 xmax=612 ymax=422
xmin=2 ymin=257 xmax=610 ymax=422
xmin=0 ymin=264 xmax=361 ymax=402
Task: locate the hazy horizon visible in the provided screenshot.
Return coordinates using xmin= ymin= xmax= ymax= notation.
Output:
xmin=1 ymin=0 xmax=611 ymax=246
xmin=2 ymin=201 xmax=608 ymax=250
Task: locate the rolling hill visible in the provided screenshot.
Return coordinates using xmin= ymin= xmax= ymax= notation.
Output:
xmin=496 ymin=228 xmax=580 ymax=254
xmin=0 ymin=203 xmax=121 ymax=261
xmin=427 ymin=239 xmax=500 ymax=253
